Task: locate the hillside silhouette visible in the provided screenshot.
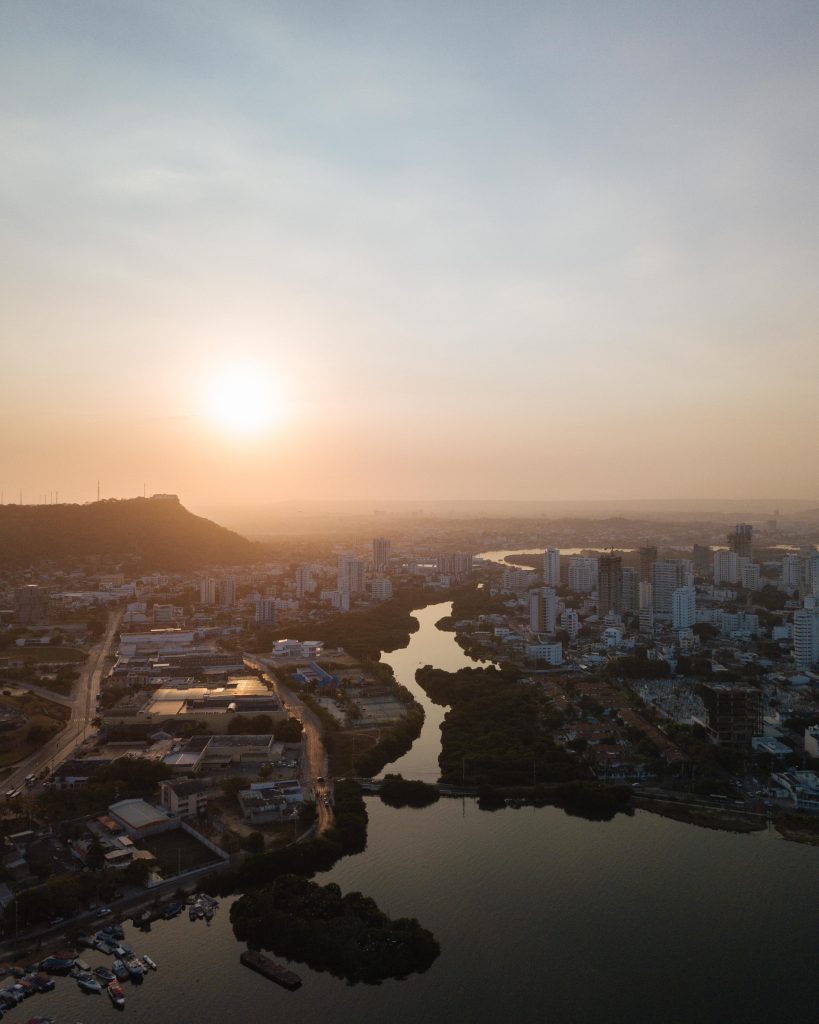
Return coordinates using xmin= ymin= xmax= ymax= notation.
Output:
xmin=0 ymin=495 xmax=260 ymax=569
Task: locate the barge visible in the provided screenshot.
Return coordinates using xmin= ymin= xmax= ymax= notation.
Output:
xmin=239 ymin=949 xmax=302 ymax=990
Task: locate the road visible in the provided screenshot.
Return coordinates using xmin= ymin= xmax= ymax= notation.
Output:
xmin=3 ymin=609 xmax=123 ymax=793
xmin=243 ymin=654 xmax=334 ymax=832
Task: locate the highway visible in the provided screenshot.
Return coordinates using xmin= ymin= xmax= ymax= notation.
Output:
xmin=3 ymin=609 xmax=123 ymax=793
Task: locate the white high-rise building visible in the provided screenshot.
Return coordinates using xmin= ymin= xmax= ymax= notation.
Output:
xmin=529 ymin=588 xmax=557 ymax=634
xmin=568 ymin=557 xmax=598 ymax=593
xmin=452 ymin=552 xmax=474 ymax=576
xmin=373 ymin=537 xmax=391 ymax=573
xmin=740 ymin=561 xmax=761 ymax=591
xmin=713 ymin=550 xmax=739 ymax=586
xmin=780 ymin=554 xmax=801 ymax=591
xmin=371 ymin=578 xmax=393 ymax=601
xmin=793 ymin=598 xmax=819 ymax=670
xmin=502 ymin=568 xmax=536 ymax=592
xmin=543 ymin=548 xmax=561 ymax=587
xmin=199 ymin=577 xmax=217 ymax=605
xmin=337 ymin=554 xmax=364 ymax=595
xmin=560 ymin=608 xmax=579 ymax=641
xmin=671 ymin=586 xmax=696 ymax=631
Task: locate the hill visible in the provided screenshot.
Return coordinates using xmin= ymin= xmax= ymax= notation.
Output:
xmin=0 ymin=495 xmax=261 ymax=569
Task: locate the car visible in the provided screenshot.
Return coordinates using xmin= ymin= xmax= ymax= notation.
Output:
xmin=48 ymin=916 xmax=65 ymax=925
xmin=95 ymin=907 xmax=113 ymax=917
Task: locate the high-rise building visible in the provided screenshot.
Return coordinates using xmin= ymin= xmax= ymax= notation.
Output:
xmin=780 ymin=554 xmax=801 ymax=592
xmin=560 ymin=608 xmax=579 ymax=641
xmin=713 ymin=550 xmax=739 ymax=586
xmin=529 ymin=588 xmax=557 ymax=634
xmin=639 ymin=545 xmax=658 ymax=583
xmin=652 ymin=560 xmax=692 ymax=615
xmin=701 ymin=684 xmax=762 ymax=749
xmin=436 ymin=553 xmax=453 ymax=574
xmin=692 ymin=545 xmax=712 ymax=575
xmin=621 ymin=567 xmax=639 ymax=612
xmin=371 ymin=578 xmax=394 ymax=602
xmin=671 ymin=586 xmax=696 ymax=630
xmin=452 ymin=552 xmax=474 ymax=576
xmin=793 ymin=598 xmax=819 ymax=670
xmin=295 ymin=565 xmax=312 ymax=599
xmin=337 ymin=554 xmax=364 ymax=595
xmin=199 ymin=577 xmax=217 ymax=606
xmin=598 ymin=554 xmax=623 ymax=617
xmin=255 ymin=597 xmax=276 ymax=625
xmin=543 ymin=548 xmax=561 ymax=587
xmin=221 ymin=575 xmax=237 ymax=607
xmin=728 ymin=523 xmax=753 ymax=559
xmin=568 ymin=556 xmax=598 ymax=593
xmin=373 ymin=537 xmax=391 ymax=573
xmin=14 ymin=585 xmax=51 ymax=624
xmin=740 ymin=561 xmax=761 ymax=592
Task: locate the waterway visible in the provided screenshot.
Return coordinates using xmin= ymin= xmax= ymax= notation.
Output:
xmin=41 ymin=602 xmax=818 ymax=1024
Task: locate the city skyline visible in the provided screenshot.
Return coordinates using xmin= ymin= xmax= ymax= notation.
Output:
xmin=3 ymin=2 xmax=819 ymax=506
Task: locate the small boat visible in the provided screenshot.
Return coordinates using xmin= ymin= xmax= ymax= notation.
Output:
xmin=142 ymin=955 xmax=157 ymax=971
xmin=108 ymin=981 xmax=125 ymax=1007
xmin=110 ymin=924 xmax=125 ymax=940
xmin=76 ymin=933 xmax=96 ymax=949
xmin=195 ymin=904 xmax=205 ymax=919
xmin=31 ymin=973 xmax=55 ymax=992
xmin=75 ymin=957 xmax=91 ymax=972
xmin=111 ymin=959 xmax=129 ymax=982
xmin=126 ymin=957 xmax=144 ymax=982
xmin=119 ymin=942 xmax=134 ymax=955
xmin=95 ymin=938 xmax=116 ymax=955
xmin=204 ymin=907 xmax=214 ymax=922
xmin=162 ymin=901 xmax=183 ymax=919
xmin=39 ymin=955 xmax=75 ymax=974
xmin=188 ymin=906 xmax=197 ymax=921
xmin=94 ymin=965 xmax=116 ymax=983
xmin=76 ymin=971 xmax=102 ymax=993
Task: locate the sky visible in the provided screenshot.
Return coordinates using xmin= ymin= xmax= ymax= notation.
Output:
xmin=2 ymin=1 xmax=818 ymax=510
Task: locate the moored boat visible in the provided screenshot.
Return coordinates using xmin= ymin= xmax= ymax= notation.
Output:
xmin=108 ymin=981 xmax=126 ymax=1007
xmin=112 ymin=959 xmax=129 ymax=982
xmin=239 ymin=949 xmax=302 ymax=990
xmin=95 ymin=965 xmax=116 ymax=983
xmin=126 ymin=957 xmax=144 ymax=982
xmin=76 ymin=970 xmax=102 ymax=993
xmin=142 ymin=955 xmax=157 ymax=971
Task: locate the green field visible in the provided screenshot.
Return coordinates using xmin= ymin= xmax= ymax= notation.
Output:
xmin=140 ymin=828 xmax=221 ymax=876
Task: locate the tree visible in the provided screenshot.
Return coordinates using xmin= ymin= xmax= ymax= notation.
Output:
xmin=86 ymin=840 xmax=106 ymax=871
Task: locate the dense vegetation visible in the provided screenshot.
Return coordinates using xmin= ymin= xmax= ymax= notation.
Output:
xmin=0 ymin=496 xmax=259 ymax=569
xmin=328 ymin=705 xmax=425 ymax=777
xmin=231 ymin=874 xmax=440 ymax=984
xmin=378 ymin=774 xmax=440 ymax=808
xmin=416 ymin=666 xmax=585 ymax=786
xmin=30 ymin=755 xmax=173 ymax=819
xmin=477 ymin=781 xmax=634 ymax=820
xmin=227 ymin=714 xmax=304 ymax=740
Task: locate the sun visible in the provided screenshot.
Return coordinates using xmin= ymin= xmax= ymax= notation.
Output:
xmin=203 ymin=366 xmax=283 ymax=436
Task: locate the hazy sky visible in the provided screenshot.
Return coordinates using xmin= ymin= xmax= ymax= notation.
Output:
xmin=2 ymin=1 xmax=818 ymax=510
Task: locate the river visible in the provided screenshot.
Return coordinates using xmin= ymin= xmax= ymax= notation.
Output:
xmin=41 ymin=602 xmax=818 ymax=1024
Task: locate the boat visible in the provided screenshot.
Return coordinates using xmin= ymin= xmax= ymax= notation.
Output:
xmin=195 ymin=904 xmax=205 ymax=919
xmin=111 ymin=960 xmax=129 ymax=982
xmin=142 ymin=955 xmax=157 ymax=971
xmin=239 ymin=949 xmax=302 ymax=990
xmin=204 ymin=907 xmax=214 ymax=921
xmin=94 ymin=965 xmax=116 ymax=983
xmin=162 ymin=901 xmax=183 ymax=919
xmin=31 ymin=973 xmax=55 ymax=992
xmin=108 ymin=981 xmax=125 ymax=1007
xmin=39 ymin=955 xmax=75 ymax=974
xmin=76 ymin=971 xmax=102 ymax=993
xmin=75 ymin=957 xmax=91 ymax=972
xmin=94 ymin=938 xmax=116 ymax=955
xmin=188 ymin=906 xmax=197 ymax=921
xmin=126 ymin=957 xmax=144 ymax=982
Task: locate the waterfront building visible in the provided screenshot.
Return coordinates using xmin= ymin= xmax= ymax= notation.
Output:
xmin=371 ymin=578 xmax=394 ymax=601
xmin=373 ymin=537 xmax=391 ymax=573
xmin=543 ymin=548 xmax=561 ymax=587
xmin=701 ymin=684 xmax=762 ymax=750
